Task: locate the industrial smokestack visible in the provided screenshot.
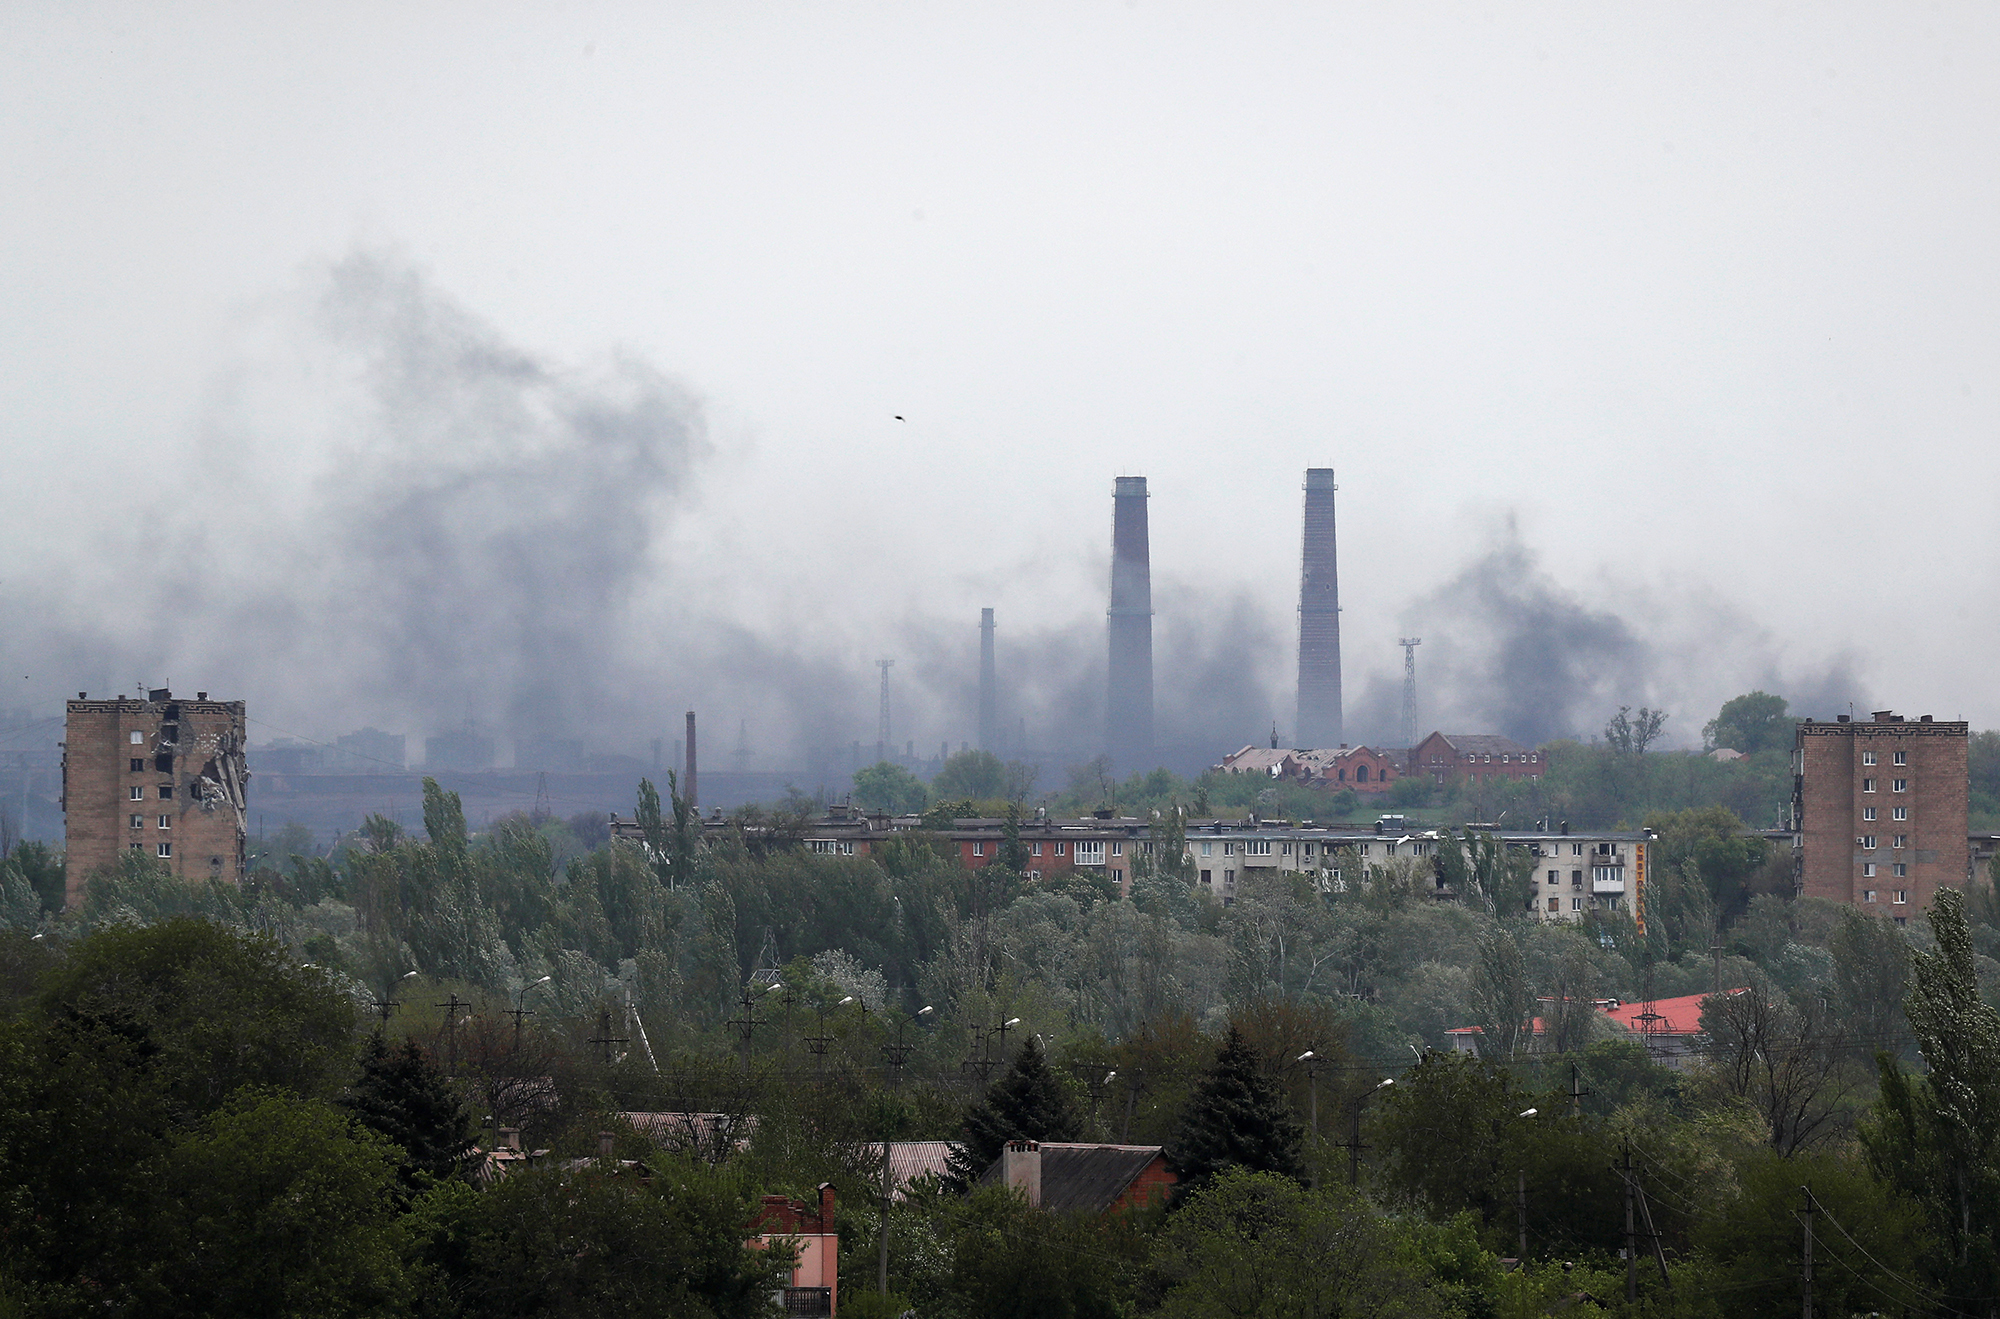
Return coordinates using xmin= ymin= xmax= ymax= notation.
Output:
xmin=1107 ymin=476 xmax=1155 ymax=769
xmin=1295 ymin=468 xmax=1343 ymax=748
xmin=684 ymin=710 xmax=698 ymax=809
xmin=978 ymin=608 xmax=997 ymax=753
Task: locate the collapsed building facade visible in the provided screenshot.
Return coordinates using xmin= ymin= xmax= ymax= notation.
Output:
xmin=62 ymin=689 xmax=248 ymax=905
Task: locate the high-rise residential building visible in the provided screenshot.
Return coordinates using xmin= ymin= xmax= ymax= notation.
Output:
xmin=62 ymin=689 xmax=249 ymax=906
xmin=1793 ymin=710 xmax=1968 ymax=924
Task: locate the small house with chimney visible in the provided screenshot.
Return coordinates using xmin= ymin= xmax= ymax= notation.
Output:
xmin=747 ymin=1184 xmax=839 ymax=1317
xmin=979 ymin=1140 xmax=1176 ymax=1215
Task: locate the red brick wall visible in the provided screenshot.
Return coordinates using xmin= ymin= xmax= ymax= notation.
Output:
xmin=1109 ymin=1155 xmax=1177 ymax=1213
xmin=1798 ymin=716 xmax=1968 ymax=918
xmin=63 ymin=696 xmax=248 ymax=905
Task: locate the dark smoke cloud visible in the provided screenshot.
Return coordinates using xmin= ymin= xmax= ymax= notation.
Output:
xmin=1343 ymin=525 xmax=1868 ymax=749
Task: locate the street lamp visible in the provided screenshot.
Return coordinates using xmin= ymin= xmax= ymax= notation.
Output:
xmin=1338 ymin=1076 xmax=1397 ymax=1188
xmin=510 ymin=975 xmax=551 ymax=1051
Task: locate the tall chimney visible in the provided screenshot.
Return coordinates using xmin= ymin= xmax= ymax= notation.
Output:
xmin=1295 ymin=468 xmax=1343 ymax=748
xmin=684 ymin=710 xmax=698 ymax=809
xmin=978 ymin=608 xmax=997 ymax=754
xmin=1107 ymin=476 xmax=1155 ymax=770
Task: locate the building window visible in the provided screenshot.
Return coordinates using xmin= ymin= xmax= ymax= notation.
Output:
xmin=1224 ymin=869 xmax=1235 ymax=885
xmin=1200 ymin=869 xmax=1212 ymax=884
xmin=1571 ymin=843 xmax=1584 ymax=856
xmin=841 ymin=841 xmax=854 ymax=855
xmin=1864 ymin=863 xmax=1877 ymax=877
xmin=1222 ymin=842 xmax=1234 ymax=856
xmin=809 ymin=840 xmax=835 ymax=853
xmin=1031 ymin=842 xmax=1042 ymax=857
xmin=1894 ymin=750 xmax=1908 ymax=766
xmin=1570 ymin=896 xmax=1583 ymax=911
xmin=1893 ymin=863 xmax=1908 ymax=877
xmin=159 ymin=785 xmax=173 ymax=799
xmin=1111 ymin=841 xmax=1122 ymax=856
xmin=130 ymin=731 xmax=144 ymax=744
xmin=129 ymin=786 xmax=143 ymax=801
xmin=1547 ymin=870 xmax=1560 ymax=886
xmin=157 ymin=843 xmax=171 ymax=858
xmin=1547 ymin=896 xmax=1559 ymax=912
xmin=1591 ymin=865 xmax=1618 ymax=885
xmin=1893 ymin=807 xmax=1908 ymax=821
xmin=1894 ymin=835 xmax=1908 ymax=849
xmin=1893 ymin=779 xmax=1908 ymax=793
xmin=129 ymin=814 xmax=144 ymax=828
xmin=1864 ymin=889 xmax=1877 ymax=903
xmin=1863 ymin=779 xmax=1877 ymax=793
xmin=1862 ymin=751 xmax=1876 ymax=765
xmin=1201 ymin=842 xmax=1212 ymax=857
xmin=1246 ymin=840 xmax=1271 ymax=856
xmin=1894 ymin=890 xmax=1909 ymax=905
xmin=1863 ymin=807 xmax=1877 ymax=821
xmin=1571 ymin=870 xmax=1583 ymax=887
xmin=1074 ymin=841 xmax=1106 ymax=866
xmin=1028 ymin=870 xmax=1041 ymax=880
xmin=129 ymin=758 xmax=144 ymax=773
xmin=973 ymin=841 xmax=985 ymax=857
xmin=1896 ymin=917 xmax=1908 ymax=927
xmin=1055 ymin=841 xmax=1066 ymax=856
xmin=158 ymin=815 xmax=171 ymax=829
xmin=1863 ymin=835 xmax=1878 ymax=850
xmin=1304 ymin=843 xmax=1315 ymax=857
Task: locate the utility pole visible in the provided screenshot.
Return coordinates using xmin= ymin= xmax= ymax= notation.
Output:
xmin=1625 ymin=1140 xmax=1638 ymax=1303
xmin=1571 ymin=1062 xmax=1590 ymax=1118
xmin=878 ymin=1007 xmax=931 ymax=1297
xmin=1801 ymin=1186 xmax=1814 ymax=1319
xmin=1517 ymin=1170 xmax=1528 ymax=1261
xmin=434 ymin=993 xmax=470 ymax=1075
xmin=1399 ymin=638 xmax=1422 ymax=749
xmin=876 ymin=659 xmax=895 ymax=762
xmin=588 ymin=1008 xmax=629 ymax=1067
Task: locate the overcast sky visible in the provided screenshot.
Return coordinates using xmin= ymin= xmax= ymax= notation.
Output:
xmin=3 ymin=4 xmax=1996 ymax=765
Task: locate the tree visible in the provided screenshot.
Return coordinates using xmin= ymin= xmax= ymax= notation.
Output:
xmin=1147 ymin=1168 xmax=1483 ymax=1318
xmin=1469 ymin=927 xmax=1532 ymax=1058
xmin=421 ymin=777 xmax=468 ymax=854
xmin=947 ymin=1037 xmax=1084 ymax=1188
xmin=341 ymin=1033 xmax=475 ymax=1195
xmin=1165 ymin=1025 xmax=1307 ymax=1199
xmin=938 ymin=1183 xmax=1142 ymax=1319
xmin=141 ymin=1091 xmax=411 ymax=1318
xmin=1703 ymin=690 xmax=1794 ymax=755
xmin=1863 ymin=888 xmax=2000 ymax=1302
xmin=452 ymin=1159 xmax=791 ymax=1319
xmin=934 ymin=750 xmax=1008 ymax=802
xmin=853 ymin=761 xmax=930 ymax=814
xmin=1604 ymin=705 xmax=1667 ymax=754
xmin=1698 ymin=981 xmax=1856 ymax=1155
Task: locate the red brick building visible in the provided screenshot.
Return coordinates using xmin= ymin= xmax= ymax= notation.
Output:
xmin=951 ymin=817 xmax=1142 ymax=892
xmin=1409 ymin=732 xmax=1542 ymax=786
xmin=1794 ymin=710 xmax=1968 ymax=922
xmin=62 ymin=689 xmax=249 ymax=905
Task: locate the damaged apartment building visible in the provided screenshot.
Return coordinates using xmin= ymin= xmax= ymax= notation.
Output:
xmin=62 ymin=689 xmax=249 ymax=906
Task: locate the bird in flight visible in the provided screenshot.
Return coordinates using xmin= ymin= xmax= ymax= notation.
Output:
xmin=893 ymin=415 xmax=905 ymax=421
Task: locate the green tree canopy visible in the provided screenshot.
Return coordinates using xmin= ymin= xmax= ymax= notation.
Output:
xmin=853 ymin=761 xmax=930 ymax=814
xmin=934 ymin=750 xmax=1008 ymax=802
xmin=1165 ymin=1025 xmax=1307 ymax=1200
xmin=1703 ymin=690 xmax=1794 ymax=755
xmin=341 ymin=1033 xmax=475 ymax=1195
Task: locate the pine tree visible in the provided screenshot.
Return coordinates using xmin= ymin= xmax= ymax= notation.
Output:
xmin=946 ymin=1037 xmax=1084 ymax=1188
xmin=341 ymin=1033 xmax=474 ymax=1195
xmin=1165 ymin=1025 xmax=1307 ymax=1202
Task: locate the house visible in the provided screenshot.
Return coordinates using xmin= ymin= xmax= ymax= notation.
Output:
xmin=864 ymin=1140 xmax=956 ymax=1201
xmin=1447 ymin=988 xmax=1748 ymax=1072
xmin=1408 ymin=732 xmax=1542 ymax=786
xmin=978 ymin=1139 xmax=1176 ymax=1214
xmin=1294 ymin=746 xmax=1401 ymax=790
xmin=747 ymin=1184 xmax=839 ymax=1317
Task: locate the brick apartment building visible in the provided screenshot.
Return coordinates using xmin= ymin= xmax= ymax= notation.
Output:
xmin=1793 ymin=710 xmax=1968 ymax=922
xmin=1409 ymin=732 xmax=1543 ymax=785
xmin=62 ymin=689 xmax=249 ymax=905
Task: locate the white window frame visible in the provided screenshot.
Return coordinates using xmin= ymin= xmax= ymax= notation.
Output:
xmin=130 ymin=731 xmax=144 ymax=744
xmin=1863 ymin=779 xmax=1877 ymax=793
xmin=1863 ymin=807 xmax=1877 ymax=821
xmin=156 ymin=842 xmax=171 ymax=858
xmin=130 ymin=786 xmax=143 ymax=801
xmin=1894 ymin=890 xmax=1909 ymax=905
xmin=1864 ymin=889 xmax=1877 ymax=903
xmin=1863 ymin=862 xmax=1877 ymax=877
xmin=158 ymin=815 xmax=171 ymax=829
xmin=1863 ymin=835 xmax=1878 ymax=850
xmin=1862 ymin=751 xmax=1877 ymax=766
xmin=1893 ymin=806 xmax=1908 ymax=821
xmin=1893 ymin=779 xmax=1908 ymax=793
xmin=1893 ymin=863 xmax=1908 ymax=877
xmin=1894 ymin=750 xmax=1908 ymax=766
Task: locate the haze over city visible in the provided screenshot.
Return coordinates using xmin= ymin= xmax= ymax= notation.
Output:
xmin=5 ymin=4 xmax=1996 ymax=770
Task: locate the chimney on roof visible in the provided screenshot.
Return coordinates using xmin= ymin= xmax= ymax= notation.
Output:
xmin=818 ymin=1182 xmax=836 ymax=1227
xmin=497 ymin=1127 xmax=522 ymax=1151
xmin=1003 ymin=1139 xmax=1042 ymax=1208
xmin=1107 ymin=477 xmax=1154 ymax=773
xmin=1296 ymin=468 xmax=1343 ymax=748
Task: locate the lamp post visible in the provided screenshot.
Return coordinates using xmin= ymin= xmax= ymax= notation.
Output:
xmin=1516 ymin=1107 xmax=1539 ymax=1261
xmin=509 ymin=975 xmax=551 ymax=1053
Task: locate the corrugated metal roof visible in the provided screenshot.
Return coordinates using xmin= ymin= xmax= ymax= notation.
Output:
xmin=976 ymin=1143 xmax=1168 ymax=1214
